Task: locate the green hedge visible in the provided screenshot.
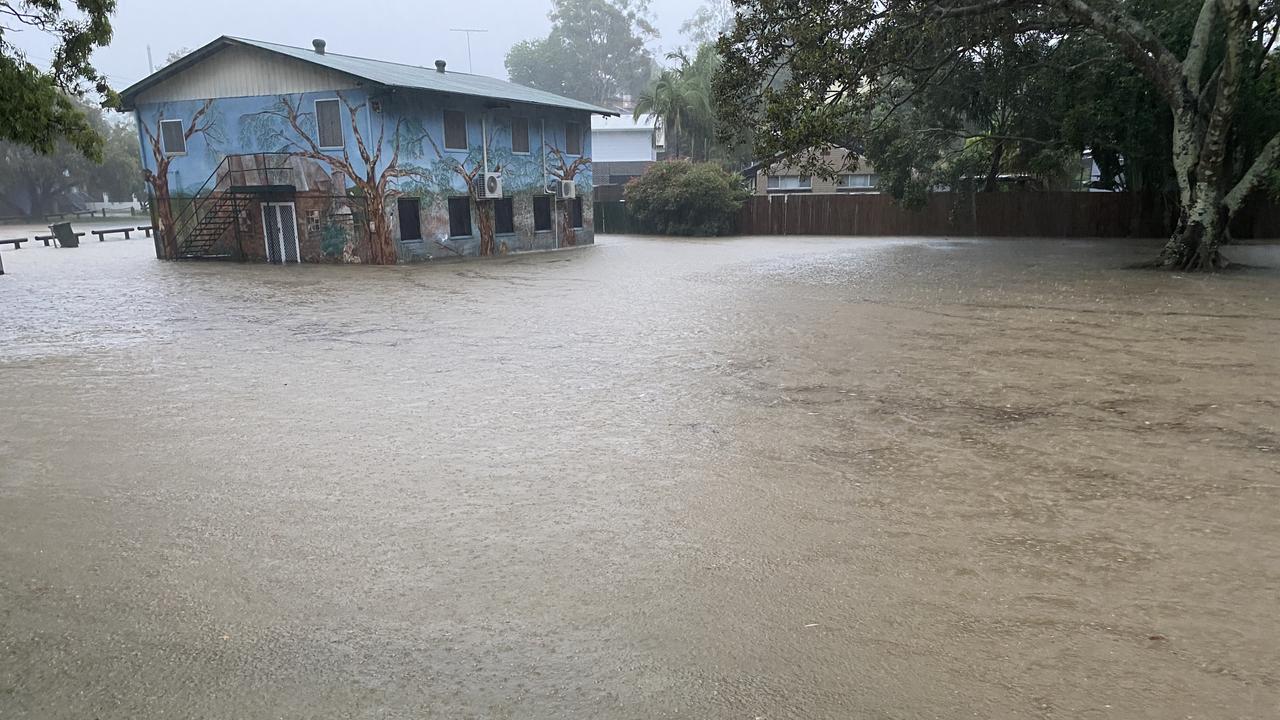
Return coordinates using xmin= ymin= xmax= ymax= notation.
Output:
xmin=623 ymin=161 xmax=747 ymax=236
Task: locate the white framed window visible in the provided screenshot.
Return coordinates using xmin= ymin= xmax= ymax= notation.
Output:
xmin=315 ymin=99 xmax=344 ymax=149
xmin=766 ymin=175 xmax=811 ymax=191
xmin=159 ymin=119 xmax=186 ymax=156
xmin=837 ymin=173 xmax=880 ymax=190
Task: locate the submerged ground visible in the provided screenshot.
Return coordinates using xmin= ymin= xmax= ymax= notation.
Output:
xmin=1 ymin=235 xmax=1277 ymax=719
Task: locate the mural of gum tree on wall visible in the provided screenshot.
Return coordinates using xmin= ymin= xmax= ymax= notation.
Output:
xmin=139 ymin=99 xmax=221 ymax=259
xmin=547 ymin=146 xmax=590 ymax=247
xmin=416 ymin=124 xmax=509 ymax=257
xmin=245 ymin=93 xmax=427 ymax=265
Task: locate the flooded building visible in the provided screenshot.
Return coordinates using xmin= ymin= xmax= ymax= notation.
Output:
xmin=120 ymin=36 xmax=616 ymax=264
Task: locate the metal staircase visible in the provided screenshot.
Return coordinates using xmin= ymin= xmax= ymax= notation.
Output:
xmin=170 ymin=153 xmax=295 ymax=259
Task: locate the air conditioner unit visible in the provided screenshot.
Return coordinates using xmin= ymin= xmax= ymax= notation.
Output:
xmin=557 ymin=180 xmax=577 ymax=199
xmin=476 ymin=172 xmax=503 ymax=199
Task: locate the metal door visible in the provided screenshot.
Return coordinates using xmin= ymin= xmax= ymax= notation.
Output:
xmin=261 ymin=202 xmax=300 ymax=264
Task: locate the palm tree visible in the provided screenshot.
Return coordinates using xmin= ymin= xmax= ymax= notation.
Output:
xmin=634 ymin=69 xmax=687 ymax=158
xmin=634 ymin=44 xmax=723 ymax=161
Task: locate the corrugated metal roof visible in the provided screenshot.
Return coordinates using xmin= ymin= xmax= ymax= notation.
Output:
xmin=121 ymin=36 xmax=618 ymax=116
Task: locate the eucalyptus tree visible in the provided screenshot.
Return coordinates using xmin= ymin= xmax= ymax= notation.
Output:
xmin=716 ymin=0 xmax=1280 ymax=270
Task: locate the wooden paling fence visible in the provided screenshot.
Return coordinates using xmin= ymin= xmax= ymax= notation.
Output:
xmin=732 ymin=192 xmax=1280 ymax=239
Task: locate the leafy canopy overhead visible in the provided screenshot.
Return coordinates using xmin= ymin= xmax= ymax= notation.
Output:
xmin=505 ymin=0 xmax=657 ymax=105
xmin=0 ymin=102 xmax=143 ymax=218
xmin=715 ymin=0 xmax=1280 ymax=270
xmin=0 ymin=0 xmax=117 ymax=159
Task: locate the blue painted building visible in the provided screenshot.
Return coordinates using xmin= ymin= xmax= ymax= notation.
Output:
xmin=120 ymin=36 xmax=616 ymax=263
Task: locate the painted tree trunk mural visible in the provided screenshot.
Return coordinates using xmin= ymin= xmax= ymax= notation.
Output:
xmin=254 ymin=93 xmax=422 ymax=265
xmin=421 ymin=125 xmax=501 ymax=257
xmin=139 ymin=100 xmax=216 ymax=259
xmin=549 ymin=147 xmax=590 ymax=246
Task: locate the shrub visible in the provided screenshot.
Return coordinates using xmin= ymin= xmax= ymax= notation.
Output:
xmin=624 ymin=161 xmax=747 ymax=236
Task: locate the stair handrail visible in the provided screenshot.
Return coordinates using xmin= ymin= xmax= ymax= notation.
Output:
xmin=171 ymin=156 xmax=234 ymax=249
xmin=171 ymin=153 xmax=297 ymax=251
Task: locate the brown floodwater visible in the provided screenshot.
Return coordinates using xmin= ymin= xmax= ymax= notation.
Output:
xmin=1 ymin=235 xmax=1278 ymax=719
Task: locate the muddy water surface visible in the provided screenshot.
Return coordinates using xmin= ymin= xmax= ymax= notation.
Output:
xmin=1 ymin=236 xmax=1278 ymax=718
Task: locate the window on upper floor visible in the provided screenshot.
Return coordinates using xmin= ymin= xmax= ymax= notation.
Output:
xmin=837 ymin=173 xmax=880 ymax=190
xmin=315 ymin=99 xmax=343 ymax=149
xmin=159 ymin=119 xmax=186 ymax=155
xmin=511 ymin=117 xmax=530 ymax=154
xmin=766 ymin=175 xmax=811 ymax=191
xmin=565 ymin=122 xmax=582 ymax=155
xmin=444 ymin=110 xmax=467 ymax=151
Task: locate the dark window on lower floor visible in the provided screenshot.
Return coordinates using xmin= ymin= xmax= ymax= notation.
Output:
xmin=397 ymin=196 xmax=422 ymax=240
xmin=570 ymin=198 xmax=584 ymax=228
xmin=494 ymin=197 xmax=514 ymax=234
xmin=533 ymin=195 xmax=552 ymax=232
xmin=448 ymin=196 xmax=472 ymax=237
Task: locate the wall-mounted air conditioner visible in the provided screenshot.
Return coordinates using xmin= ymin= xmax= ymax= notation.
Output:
xmin=476 ymin=173 xmax=503 ymax=199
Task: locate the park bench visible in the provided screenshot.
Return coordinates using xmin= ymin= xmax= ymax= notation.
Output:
xmin=91 ymin=227 xmax=135 ymax=241
xmin=34 ymin=232 xmax=86 ymax=247
xmin=137 ymin=225 xmax=155 ymax=237
xmin=0 ymin=238 xmax=27 ymax=249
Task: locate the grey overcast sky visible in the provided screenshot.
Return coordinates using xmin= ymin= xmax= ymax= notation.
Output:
xmin=11 ymin=0 xmax=705 ymax=91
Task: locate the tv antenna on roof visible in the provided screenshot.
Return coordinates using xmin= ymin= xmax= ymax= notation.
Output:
xmin=449 ymin=28 xmax=488 ymax=73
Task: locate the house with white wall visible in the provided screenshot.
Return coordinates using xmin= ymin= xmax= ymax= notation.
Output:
xmin=590 ymin=115 xmax=661 ymax=187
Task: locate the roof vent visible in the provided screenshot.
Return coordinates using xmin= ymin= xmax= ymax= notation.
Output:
xmin=312 ymin=38 xmax=326 ymax=55
xmin=435 ymin=59 xmax=447 ymax=73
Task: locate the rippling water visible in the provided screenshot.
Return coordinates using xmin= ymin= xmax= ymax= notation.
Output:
xmin=2 ymin=236 xmax=1278 ymax=718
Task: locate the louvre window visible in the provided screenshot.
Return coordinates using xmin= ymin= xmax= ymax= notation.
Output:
xmin=159 ymin=119 xmax=186 ymax=155
xmin=494 ymin=198 xmax=515 ymax=234
xmin=533 ymin=195 xmax=552 ymax=232
xmin=448 ymin=196 xmax=472 ymax=237
xmin=444 ymin=110 xmax=468 ymax=150
xmin=570 ymin=198 xmax=583 ymax=229
xmin=315 ymin=99 xmax=343 ymax=149
xmin=837 ymin=173 xmax=880 ymax=189
xmin=511 ymin=117 xmax=529 ymax=154
xmin=565 ymin=122 xmax=582 ymax=155
xmin=766 ymin=175 xmax=812 ymax=191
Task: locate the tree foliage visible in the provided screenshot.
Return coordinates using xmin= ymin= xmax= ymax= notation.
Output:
xmin=0 ymin=103 xmax=142 ymax=218
xmin=624 ymin=160 xmax=747 ymax=235
xmin=0 ymin=0 xmax=117 ymax=159
xmin=715 ymin=0 xmax=1280 ymax=270
xmin=681 ymin=0 xmax=735 ymax=44
xmin=505 ymin=0 xmax=657 ymax=105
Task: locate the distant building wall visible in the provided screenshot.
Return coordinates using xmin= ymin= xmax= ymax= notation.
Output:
xmin=754 ymin=148 xmax=880 ymax=195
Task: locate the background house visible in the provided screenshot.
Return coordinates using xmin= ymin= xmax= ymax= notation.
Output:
xmin=120 ymin=36 xmax=615 ymax=264
xmin=590 ymin=114 xmax=661 ymax=190
xmin=752 ymin=147 xmax=880 ymax=195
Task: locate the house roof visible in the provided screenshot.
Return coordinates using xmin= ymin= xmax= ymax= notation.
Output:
xmin=591 ymin=114 xmax=658 ymax=131
xmin=120 ymin=36 xmax=618 ymax=116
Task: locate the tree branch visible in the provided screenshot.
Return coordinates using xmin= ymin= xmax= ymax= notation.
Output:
xmin=1224 ymin=130 xmax=1280 ymax=212
xmin=1185 ymin=0 xmax=1219 ymax=92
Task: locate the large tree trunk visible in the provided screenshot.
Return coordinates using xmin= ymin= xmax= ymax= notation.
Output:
xmin=1162 ymin=181 xmax=1228 ymax=271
